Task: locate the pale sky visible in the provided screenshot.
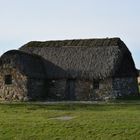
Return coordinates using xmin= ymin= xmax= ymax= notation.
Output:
xmin=0 ymin=0 xmax=140 ymax=68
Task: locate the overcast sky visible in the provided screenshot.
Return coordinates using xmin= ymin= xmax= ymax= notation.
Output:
xmin=0 ymin=0 xmax=140 ymax=68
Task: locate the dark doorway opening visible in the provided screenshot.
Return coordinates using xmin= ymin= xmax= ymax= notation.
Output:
xmin=66 ymin=79 xmax=76 ymax=100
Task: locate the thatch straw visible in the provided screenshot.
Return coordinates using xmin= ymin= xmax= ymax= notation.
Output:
xmin=0 ymin=50 xmax=46 ymax=78
xmin=17 ymin=38 xmax=138 ymax=80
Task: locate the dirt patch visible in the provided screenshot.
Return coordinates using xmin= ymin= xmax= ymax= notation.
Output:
xmin=49 ymin=116 xmax=76 ymax=121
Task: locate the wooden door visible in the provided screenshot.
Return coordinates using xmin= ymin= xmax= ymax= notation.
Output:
xmin=66 ymin=79 xmax=76 ymax=100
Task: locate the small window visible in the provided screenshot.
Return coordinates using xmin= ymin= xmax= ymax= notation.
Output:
xmin=5 ymin=75 xmax=12 ymax=85
xmin=93 ymin=81 xmax=99 ymax=89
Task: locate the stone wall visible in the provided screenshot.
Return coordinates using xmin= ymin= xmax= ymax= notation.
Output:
xmin=47 ymin=79 xmax=67 ymax=100
xmin=75 ymin=79 xmax=113 ymax=101
xmin=0 ymin=65 xmax=138 ymax=101
xmin=75 ymin=80 xmax=92 ymax=100
xmin=27 ymin=78 xmax=46 ymax=100
xmin=0 ymin=64 xmax=46 ymax=101
xmin=112 ymin=77 xmax=139 ymax=98
xmin=93 ymin=79 xmax=113 ymax=100
xmin=46 ymin=79 xmax=116 ymax=101
xmin=0 ymin=67 xmax=28 ymax=101
xmin=74 ymin=78 xmax=139 ymax=100
xmin=46 ymin=79 xmax=114 ymax=101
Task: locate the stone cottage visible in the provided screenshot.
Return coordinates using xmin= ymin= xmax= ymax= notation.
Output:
xmin=0 ymin=38 xmax=139 ymax=101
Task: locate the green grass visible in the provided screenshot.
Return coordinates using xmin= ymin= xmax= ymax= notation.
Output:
xmin=1 ymin=102 xmax=140 ymax=140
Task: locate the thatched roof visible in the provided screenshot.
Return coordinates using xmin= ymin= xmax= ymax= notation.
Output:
xmin=20 ymin=37 xmax=124 ymax=48
xmin=19 ymin=37 xmax=137 ymax=80
xmin=0 ymin=50 xmax=46 ymax=78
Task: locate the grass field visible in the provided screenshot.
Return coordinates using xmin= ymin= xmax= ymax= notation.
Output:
xmin=1 ymin=102 xmax=140 ymax=140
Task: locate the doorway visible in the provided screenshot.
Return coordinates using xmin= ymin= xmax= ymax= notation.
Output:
xmin=66 ymin=79 xmax=76 ymax=100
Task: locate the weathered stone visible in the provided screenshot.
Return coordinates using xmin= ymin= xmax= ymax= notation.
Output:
xmin=112 ymin=77 xmax=139 ymax=98
xmin=0 ymin=65 xmax=46 ymax=101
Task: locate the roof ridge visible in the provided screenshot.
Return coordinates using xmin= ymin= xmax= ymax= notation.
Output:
xmin=20 ymin=37 xmax=123 ymax=48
